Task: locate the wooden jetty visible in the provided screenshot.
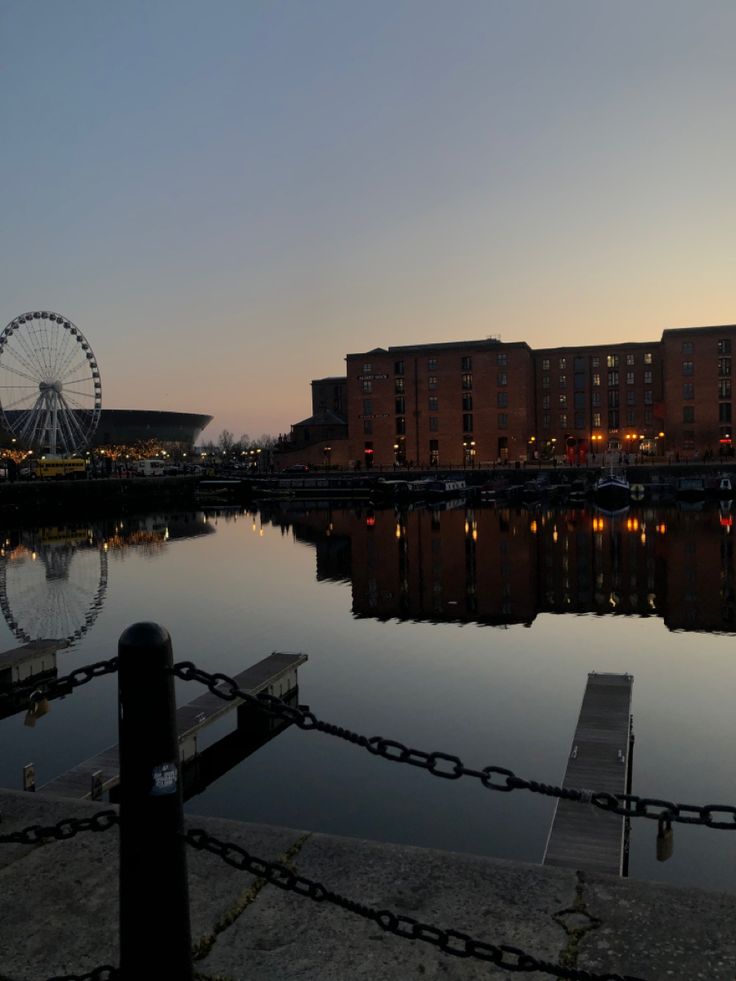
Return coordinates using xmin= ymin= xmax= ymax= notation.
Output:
xmin=543 ymin=672 xmax=633 ymax=876
xmin=38 ymin=652 xmax=307 ymax=800
xmin=0 ymin=640 xmax=63 ymax=688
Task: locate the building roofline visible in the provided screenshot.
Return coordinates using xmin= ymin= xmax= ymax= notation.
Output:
xmin=661 ymin=324 xmax=736 ymax=336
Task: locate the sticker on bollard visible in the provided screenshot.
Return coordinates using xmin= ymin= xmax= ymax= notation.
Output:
xmin=151 ymin=761 xmax=178 ymax=795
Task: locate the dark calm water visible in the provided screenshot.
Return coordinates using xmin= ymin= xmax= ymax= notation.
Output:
xmin=1 ymin=502 xmax=735 ymax=893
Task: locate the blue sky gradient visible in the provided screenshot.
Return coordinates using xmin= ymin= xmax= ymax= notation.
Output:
xmin=2 ymin=1 xmax=734 ymax=437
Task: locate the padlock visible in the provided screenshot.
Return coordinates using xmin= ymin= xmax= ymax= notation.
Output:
xmin=23 ymin=690 xmax=50 ymax=728
xmin=656 ymin=811 xmax=674 ymax=862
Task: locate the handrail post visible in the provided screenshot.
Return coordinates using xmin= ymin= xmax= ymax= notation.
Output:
xmin=118 ymin=622 xmax=192 ymax=979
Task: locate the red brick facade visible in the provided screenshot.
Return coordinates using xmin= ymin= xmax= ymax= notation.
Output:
xmin=281 ymin=324 xmax=736 ymax=467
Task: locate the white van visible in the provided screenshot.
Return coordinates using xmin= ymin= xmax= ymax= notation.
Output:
xmin=135 ymin=459 xmax=168 ymax=477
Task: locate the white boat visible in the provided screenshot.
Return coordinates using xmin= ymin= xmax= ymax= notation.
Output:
xmin=594 ymin=468 xmax=630 ymax=506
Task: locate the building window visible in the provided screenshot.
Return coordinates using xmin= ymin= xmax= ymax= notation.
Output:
xmin=574 ymin=391 xmax=585 ymax=409
xmin=542 ymin=358 xmax=550 ymax=370
xmin=542 ymin=394 xmax=550 ymax=409
xmin=682 ymin=341 xmax=693 ymax=354
xmin=644 ymin=352 xmax=652 ymax=364
xmin=683 ymin=406 xmax=695 ymax=423
xmin=428 ymin=358 xmax=438 ymax=371
xmin=497 ymin=353 xmax=508 ymax=367
xmin=429 ymin=416 xmax=439 ymax=432
xmin=592 ymin=356 xmax=600 ymax=368
xmin=683 ymin=383 xmax=694 ymax=399
xmin=593 ymin=412 xmax=601 ymax=427
xmin=592 ymin=373 xmax=600 ymax=386
xmin=644 ymin=390 xmax=653 ymax=404
xmin=644 ymin=408 xmax=653 ymax=424
xmin=592 ymin=391 xmax=601 ymax=406
xmin=362 ymin=399 xmax=372 ymax=414
xmin=608 ymin=371 xmax=619 ymax=386
xmin=395 ymin=397 xmax=405 ymax=414
xmin=644 ymin=370 xmax=652 ymax=384
xmin=607 ymin=354 xmax=619 ymax=368
xmin=627 ymin=390 xmax=636 ymax=405
xmin=608 ymin=409 xmax=619 ymax=428
xmin=559 ymin=357 xmax=566 ymax=370
xmin=626 ymin=372 xmax=634 ymax=385
xmin=462 ymin=413 xmax=473 ymax=432
xmin=559 ymin=413 xmax=567 ymax=427
xmin=718 ymin=339 xmax=732 ymax=354
xmin=498 ymin=413 xmax=508 ymax=428
xmin=559 ymin=394 xmax=567 ymax=409
xmin=626 ymin=353 xmax=635 ymax=366
xmin=574 ymin=372 xmax=585 ymax=390
xmin=363 ymin=418 xmax=373 ymax=434
xmin=542 ymin=414 xmax=550 ymax=429
xmin=719 ymin=358 xmax=731 ymax=377
xmin=429 ymin=439 xmax=439 ymax=465
xmin=608 ymin=390 xmax=619 ymax=408
xmin=395 ymin=378 xmax=405 ymax=394
xmin=559 ymin=374 xmax=567 ymax=387
xmin=395 ymin=416 xmax=406 ymax=435
xmin=626 ymin=408 xmax=636 ymax=425
xmin=719 ymin=379 xmax=732 ymax=399
xmin=682 ymin=361 xmax=694 ymax=376
xmin=542 ymin=374 xmax=550 ymax=389
xmin=497 ymin=372 xmax=507 ymax=386
xmin=428 ymin=396 xmax=439 ymax=411
xmin=497 ymin=391 xmax=509 ymax=408
xmin=362 ymin=362 xmax=372 ymax=374
xmin=428 ymin=375 xmax=438 ymax=389
xmin=461 ymin=356 xmax=472 ymax=371
xmin=362 ymin=380 xmax=373 ymax=393
xmin=574 ymin=357 xmax=585 ymax=371
xmin=461 ymin=373 xmax=472 ymax=390
xmin=462 ymin=393 xmax=473 ymax=411
xmin=720 ymin=403 xmax=732 ymax=423
xmin=575 ymin=412 xmax=585 ymax=429
xmin=394 ymin=360 xmax=404 ymax=375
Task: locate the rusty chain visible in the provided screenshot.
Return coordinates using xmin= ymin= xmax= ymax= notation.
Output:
xmin=185 ymin=826 xmax=646 ymax=981
xmin=171 ymin=659 xmax=736 ymax=830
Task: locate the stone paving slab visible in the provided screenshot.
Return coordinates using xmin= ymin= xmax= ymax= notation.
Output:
xmin=0 ymin=790 xmax=735 ymax=981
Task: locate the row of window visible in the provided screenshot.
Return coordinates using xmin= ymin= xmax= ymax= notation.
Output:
xmin=541 ymin=352 xmax=653 ymax=371
xmin=385 ymin=354 xmax=510 ymax=376
xmin=541 ymin=370 xmax=654 ymax=388
xmin=369 ymin=341 xmax=732 ymax=380
xmin=541 ymin=410 xmax=655 ymax=429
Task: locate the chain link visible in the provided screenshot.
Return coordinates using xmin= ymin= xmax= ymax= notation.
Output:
xmin=185 ymin=826 xmax=646 ymax=981
xmin=0 ymin=809 xmax=119 ymax=845
xmin=172 ymin=659 xmax=736 ymax=831
xmin=0 ymin=656 xmax=119 ymax=714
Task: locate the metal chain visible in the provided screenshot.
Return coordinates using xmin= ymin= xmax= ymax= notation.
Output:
xmin=172 ymin=660 xmax=736 ymax=830
xmin=0 ymin=809 xmax=119 ymax=845
xmin=0 ymin=656 xmax=119 ymax=713
xmin=185 ymin=826 xmax=646 ymax=981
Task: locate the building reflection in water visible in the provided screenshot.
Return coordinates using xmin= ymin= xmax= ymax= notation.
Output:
xmin=259 ymin=502 xmax=736 ymax=634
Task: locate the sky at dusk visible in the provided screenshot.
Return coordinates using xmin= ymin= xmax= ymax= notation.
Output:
xmin=2 ymin=1 xmax=734 ymax=440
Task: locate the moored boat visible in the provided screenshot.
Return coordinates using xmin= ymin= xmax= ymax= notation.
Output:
xmin=594 ymin=468 xmax=630 ymax=507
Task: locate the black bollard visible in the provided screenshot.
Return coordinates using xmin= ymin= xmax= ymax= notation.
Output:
xmin=118 ymin=622 xmax=193 ymax=979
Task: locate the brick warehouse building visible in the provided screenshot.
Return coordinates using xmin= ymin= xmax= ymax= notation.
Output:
xmin=277 ymin=323 xmax=736 ymax=468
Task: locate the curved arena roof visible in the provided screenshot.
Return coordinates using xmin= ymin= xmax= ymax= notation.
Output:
xmin=0 ymin=409 xmax=213 ymax=449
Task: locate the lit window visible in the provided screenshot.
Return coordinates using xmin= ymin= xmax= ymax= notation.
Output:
xmin=592 ymin=374 xmax=600 ymax=386
xmin=608 ymin=371 xmax=619 ymax=386
xmin=559 ymin=375 xmax=566 ymax=387
xmin=542 ymin=358 xmax=550 ymax=370
xmin=497 ymin=372 xmax=507 ymax=386
xmin=682 ymin=361 xmax=694 ymax=376
xmin=498 ymin=353 xmax=508 ymax=367
xmin=592 ymin=356 xmax=600 ymax=368
xmin=626 ymin=372 xmax=634 ymax=385
xmin=428 ymin=358 xmax=438 ymax=371
xmin=428 ymin=396 xmax=438 ymax=411
xmin=559 ymin=394 xmax=567 ymax=408
xmin=462 ymin=373 xmax=473 ymax=390
xmin=644 ymin=352 xmax=652 ymax=364
xmin=559 ymin=357 xmax=566 ymax=370
xmin=395 ymin=378 xmax=405 ymax=393
xmin=644 ymin=370 xmax=652 ymax=384
xmin=607 ymin=354 xmax=619 ymax=368
xmin=362 ymin=380 xmax=372 ymax=393
xmin=626 ymin=354 xmax=635 ymax=366
xmin=718 ymin=339 xmax=731 ymax=355
xmin=428 ymin=375 xmax=438 ymax=389
xmin=593 ymin=412 xmax=601 ymax=427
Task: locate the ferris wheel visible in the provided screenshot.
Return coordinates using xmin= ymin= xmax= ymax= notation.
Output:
xmin=0 ymin=311 xmax=102 ymax=456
